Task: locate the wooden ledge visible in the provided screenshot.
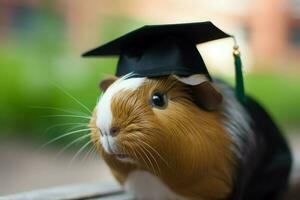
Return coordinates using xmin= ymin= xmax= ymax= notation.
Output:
xmin=0 ymin=181 xmax=134 ymax=200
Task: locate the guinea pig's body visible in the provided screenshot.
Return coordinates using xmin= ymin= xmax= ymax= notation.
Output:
xmin=89 ymin=74 xmax=291 ymax=200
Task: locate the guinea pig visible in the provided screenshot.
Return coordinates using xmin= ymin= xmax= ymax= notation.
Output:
xmin=89 ymin=73 xmax=291 ymax=200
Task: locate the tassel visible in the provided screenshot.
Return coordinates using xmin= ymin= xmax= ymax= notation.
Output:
xmin=232 ymin=37 xmax=246 ymax=103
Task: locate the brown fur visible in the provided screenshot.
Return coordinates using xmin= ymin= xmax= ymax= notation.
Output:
xmin=89 ymin=76 xmax=237 ymax=200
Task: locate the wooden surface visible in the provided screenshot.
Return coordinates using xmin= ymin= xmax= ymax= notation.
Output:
xmin=1 ymin=179 xmax=300 ymax=200
xmin=1 ymin=167 xmax=300 ymax=200
xmin=0 ymin=181 xmax=134 ymax=200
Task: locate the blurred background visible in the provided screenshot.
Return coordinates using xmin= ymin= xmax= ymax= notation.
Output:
xmin=0 ymin=0 xmax=299 ymax=196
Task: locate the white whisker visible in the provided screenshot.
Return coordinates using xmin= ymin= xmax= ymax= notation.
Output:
xmin=138 ymin=139 xmax=169 ymax=168
xmin=53 ymin=84 xmax=92 ymax=115
xmin=69 ymin=140 xmax=94 ymax=168
xmin=64 ymin=124 xmax=89 ymax=133
xmin=126 ymin=143 xmax=139 ymax=161
xmin=42 ymin=114 xmax=91 ymax=120
xmin=134 ymin=145 xmax=149 ymax=169
xmin=136 ymin=144 xmax=155 ymax=174
xmin=82 ymin=144 xmax=96 ymax=162
xmin=39 ymin=128 xmax=92 ymax=150
xmin=44 ymin=122 xmax=88 ymax=135
xmin=139 ymin=143 xmax=161 ymax=176
xmin=55 ymin=133 xmax=92 ymax=159
xmin=29 ymin=106 xmax=90 ymax=117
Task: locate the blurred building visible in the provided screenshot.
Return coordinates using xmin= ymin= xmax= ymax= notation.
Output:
xmin=0 ymin=0 xmax=299 ymax=72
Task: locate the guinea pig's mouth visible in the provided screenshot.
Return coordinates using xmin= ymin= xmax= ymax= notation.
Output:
xmin=113 ymin=153 xmax=128 ymax=159
xmin=112 ymin=153 xmax=136 ymax=163
xmin=99 ymin=134 xmax=135 ymax=163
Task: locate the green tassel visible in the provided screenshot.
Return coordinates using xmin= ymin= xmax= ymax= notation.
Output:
xmin=232 ymin=37 xmax=246 ymax=103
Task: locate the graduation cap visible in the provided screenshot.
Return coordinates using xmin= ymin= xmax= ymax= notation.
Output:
xmin=82 ymin=21 xmax=246 ymax=103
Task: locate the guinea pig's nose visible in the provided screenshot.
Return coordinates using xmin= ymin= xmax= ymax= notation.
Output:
xmin=110 ymin=126 xmax=120 ymax=137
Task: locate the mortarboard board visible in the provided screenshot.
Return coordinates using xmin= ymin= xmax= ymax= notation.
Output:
xmin=82 ymin=21 xmax=231 ymax=80
xmin=82 ymin=21 xmax=246 ymax=103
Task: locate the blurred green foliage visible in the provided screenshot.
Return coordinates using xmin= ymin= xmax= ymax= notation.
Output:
xmin=0 ymin=11 xmax=299 ymax=146
xmin=246 ymin=74 xmax=300 ymax=126
xmin=224 ymin=74 xmax=300 ymax=127
xmin=0 ymin=11 xmax=146 ymax=145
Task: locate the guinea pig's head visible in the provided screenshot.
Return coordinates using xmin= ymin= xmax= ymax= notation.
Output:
xmin=89 ymin=73 xmax=237 ymax=198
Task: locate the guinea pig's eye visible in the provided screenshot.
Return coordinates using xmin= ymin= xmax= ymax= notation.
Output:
xmin=150 ymin=91 xmax=167 ymax=109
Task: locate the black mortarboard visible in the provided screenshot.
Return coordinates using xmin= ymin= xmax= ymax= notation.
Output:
xmin=82 ymin=21 xmax=231 ymax=79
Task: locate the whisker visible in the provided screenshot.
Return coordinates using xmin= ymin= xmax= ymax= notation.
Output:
xmin=127 ymin=133 xmax=171 ymax=168
xmin=53 ymin=84 xmax=92 ymax=115
xmin=89 ymin=147 xmax=98 ymax=162
xmin=138 ymin=139 xmax=170 ymax=168
xmin=29 ymin=106 xmax=90 ymax=117
xmin=43 ymin=122 xmax=88 ymax=135
xmin=125 ymin=141 xmax=144 ymax=164
xmin=139 ymin=143 xmax=161 ymax=176
xmin=134 ymin=145 xmax=149 ymax=170
xmin=64 ymin=124 xmax=89 ymax=133
xmin=39 ymin=128 xmax=92 ymax=150
xmin=69 ymin=140 xmax=94 ymax=168
xmin=82 ymin=144 xmax=96 ymax=162
xmin=136 ymin=144 xmax=156 ymax=174
xmin=126 ymin=143 xmax=139 ymax=161
xmin=87 ymin=146 xmax=98 ymax=163
xmin=42 ymin=114 xmax=92 ymax=120
xmin=55 ymin=133 xmax=92 ymax=159
xmin=139 ymin=145 xmax=155 ymax=173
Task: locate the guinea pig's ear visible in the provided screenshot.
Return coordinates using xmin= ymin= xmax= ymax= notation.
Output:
xmin=99 ymin=76 xmax=118 ymax=92
xmin=174 ymin=74 xmax=223 ymax=111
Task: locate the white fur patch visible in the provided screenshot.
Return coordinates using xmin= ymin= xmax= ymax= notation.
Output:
xmin=100 ymin=135 xmax=117 ymax=154
xmin=124 ymin=170 xmax=186 ymax=200
xmin=174 ymin=74 xmax=208 ymax=85
xmin=96 ymin=74 xmax=145 ymax=155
